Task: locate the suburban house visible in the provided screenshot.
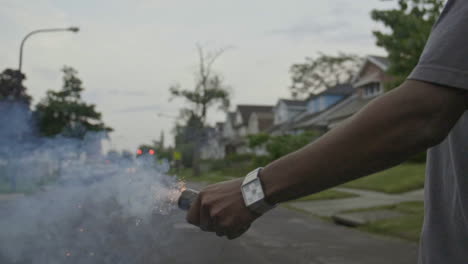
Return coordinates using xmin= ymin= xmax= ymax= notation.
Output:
xmin=202 ymin=55 xmax=393 ymax=160
xmin=247 ymin=111 xmax=274 ymax=135
xmin=291 ymin=83 xmax=355 ymax=133
xmin=293 ymin=55 xmax=392 ymax=131
xmin=323 ymin=55 xmax=391 ymax=129
xmin=269 ymin=99 xmax=307 ymax=135
xmin=220 ymin=105 xmax=274 ymax=156
xmin=200 ymin=125 xmax=225 ymax=160
xmin=222 ymin=112 xmax=237 ymax=141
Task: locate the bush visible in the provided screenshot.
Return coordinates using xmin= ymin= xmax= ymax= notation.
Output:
xmin=225 ymin=153 xmax=255 ymax=163
xmin=248 ymin=133 xmax=270 ymax=148
xmin=252 ymin=155 xmax=271 ymax=167
xmin=266 ymin=131 xmax=319 ymax=160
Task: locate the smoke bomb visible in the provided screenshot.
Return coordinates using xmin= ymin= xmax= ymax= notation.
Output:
xmin=178 ymin=188 xmax=199 ymax=211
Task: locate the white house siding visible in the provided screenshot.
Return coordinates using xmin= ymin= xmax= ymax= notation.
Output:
xmin=223 ymin=119 xmax=235 ymax=139
xmin=248 ymin=114 xmax=259 ymax=135
xmin=200 ymin=137 xmax=225 ymax=160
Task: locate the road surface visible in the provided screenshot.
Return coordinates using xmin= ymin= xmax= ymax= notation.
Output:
xmin=167 ymin=206 xmax=418 ymax=264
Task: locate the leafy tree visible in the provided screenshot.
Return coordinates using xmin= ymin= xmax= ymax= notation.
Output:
xmin=36 ymin=66 xmax=112 ymax=138
xmin=169 ymin=45 xmax=231 ymax=176
xmin=371 ymin=0 xmax=445 ymax=88
xmin=0 ymin=69 xmax=31 ymax=104
xmin=290 ymin=53 xmax=363 ymax=99
xmin=170 ymin=46 xmax=230 ymax=123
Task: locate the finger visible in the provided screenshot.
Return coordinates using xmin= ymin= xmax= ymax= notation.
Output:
xmin=186 ymin=195 xmax=201 ymax=226
xmin=200 ymin=199 xmax=215 ymax=232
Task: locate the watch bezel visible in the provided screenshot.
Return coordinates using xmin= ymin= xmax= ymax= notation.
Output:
xmin=241 ymin=177 xmax=265 ymax=207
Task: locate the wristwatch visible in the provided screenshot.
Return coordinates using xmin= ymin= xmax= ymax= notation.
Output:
xmin=241 ymin=167 xmax=275 ymax=215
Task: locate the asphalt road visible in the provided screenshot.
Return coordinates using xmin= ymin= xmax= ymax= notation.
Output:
xmin=0 ymin=188 xmax=418 ymax=264
xmin=167 ymin=207 xmax=418 ymax=264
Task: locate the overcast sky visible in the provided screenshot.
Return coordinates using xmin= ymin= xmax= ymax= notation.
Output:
xmin=0 ymin=0 xmax=397 ymax=152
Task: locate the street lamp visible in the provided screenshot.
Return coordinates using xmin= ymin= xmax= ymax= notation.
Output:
xmin=18 ymin=27 xmax=80 ymax=72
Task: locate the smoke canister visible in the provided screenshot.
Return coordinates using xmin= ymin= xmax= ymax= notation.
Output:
xmin=178 ymin=189 xmax=199 ymax=211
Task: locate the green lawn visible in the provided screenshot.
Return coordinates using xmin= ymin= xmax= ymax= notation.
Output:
xmin=342 ymin=163 xmax=426 ymax=193
xmin=354 ymin=201 xmax=424 ymax=242
xmin=172 ymin=167 xmax=251 ymax=184
xmin=294 ymin=189 xmax=358 ymax=202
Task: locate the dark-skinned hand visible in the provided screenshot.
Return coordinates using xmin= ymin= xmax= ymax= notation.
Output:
xmin=186 ymin=178 xmax=260 ymax=239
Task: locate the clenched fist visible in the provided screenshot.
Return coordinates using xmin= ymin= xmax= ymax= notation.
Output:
xmin=186 ymin=178 xmax=260 ymax=239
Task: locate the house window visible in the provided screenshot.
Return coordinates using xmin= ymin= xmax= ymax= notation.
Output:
xmin=363 ymin=83 xmax=382 ymax=98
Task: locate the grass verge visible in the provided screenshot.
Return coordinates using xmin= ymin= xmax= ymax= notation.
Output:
xmin=346 ymin=201 xmax=424 ymax=242
xmin=294 ymin=189 xmax=358 ymax=202
xmin=342 ymin=163 xmax=425 ymax=194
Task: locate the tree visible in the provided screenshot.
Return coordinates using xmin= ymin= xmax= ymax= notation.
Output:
xmin=371 ymin=0 xmax=445 ymax=88
xmin=0 ymin=69 xmax=31 ymax=104
xmin=36 ymin=66 xmax=112 ymax=138
xmin=170 ymin=45 xmax=230 ymax=124
xmin=169 ymin=45 xmax=231 ymax=176
xmin=289 ymin=53 xmax=363 ymax=99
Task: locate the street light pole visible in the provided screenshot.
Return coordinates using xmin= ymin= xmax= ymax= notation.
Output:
xmin=18 ymin=27 xmax=80 ymax=72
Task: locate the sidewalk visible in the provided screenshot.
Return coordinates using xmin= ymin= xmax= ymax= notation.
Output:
xmin=288 ymin=187 xmax=424 ymax=217
xmin=287 ymin=187 xmax=424 ymax=228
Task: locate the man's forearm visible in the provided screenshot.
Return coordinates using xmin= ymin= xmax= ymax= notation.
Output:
xmin=261 ymin=81 xmax=467 ymax=204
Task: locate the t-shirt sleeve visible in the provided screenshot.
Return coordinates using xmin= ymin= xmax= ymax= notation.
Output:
xmin=408 ymin=0 xmax=468 ymax=91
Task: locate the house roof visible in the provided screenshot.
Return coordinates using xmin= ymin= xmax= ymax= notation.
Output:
xmin=237 ymin=105 xmax=273 ymax=126
xmin=324 ymin=95 xmax=375 ymax=123
xmin=293 ymin=95 xmax=357 ymax=129
xmin=320 ymin=83 xmax=354 ymax=96
xmin=352 ymin=55 xmax=390 ymax=86
xmin=278 ymin=99 xmax=308 ymax=108
xmin=354 ymin=72 xmax=381 ymax=88
xmin=266 ymin=122 xmax=291 ymax=135
xmin=368 ymin=55 xmax=390 ymax=70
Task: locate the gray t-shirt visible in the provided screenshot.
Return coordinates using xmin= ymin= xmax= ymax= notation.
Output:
xmin=408 ymin=0 xmax=468 ymax=263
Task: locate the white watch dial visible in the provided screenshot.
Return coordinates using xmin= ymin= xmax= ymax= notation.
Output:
xmin=242 ymin=178 xmax=265 ymax=206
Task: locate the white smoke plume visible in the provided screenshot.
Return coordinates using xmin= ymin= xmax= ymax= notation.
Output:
xmin=0 ymin=101 xmax=184 ymax=264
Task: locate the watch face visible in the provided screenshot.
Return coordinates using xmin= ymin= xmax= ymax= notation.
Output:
xmin=242 ymin=178 xmax=264 ymax=206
